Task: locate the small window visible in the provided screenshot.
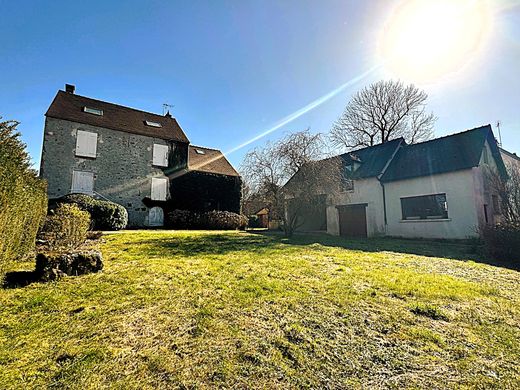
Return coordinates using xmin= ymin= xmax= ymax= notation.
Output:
xmin=145 ymin=120 xmax=162 ymax=128
xmin=492 ymin=195 xmax=501 ymax=215
xmin=195 ymin=148 xmax=206 ymax=155
xmin=401 ymin=193 xmax=448 ymax=220
xmin=71 ymin=170 xmax=94 ymax=194
xmin=151 ymin=177 xmax=168 ymax=201
xmin=343 ymin=179 xmax=354 ymax=192
xmin=152 ymin=144 xmax=169 ymax=167
xmin=83 ymin=107 xmax=103 ymax=116
xmin=76 ymin=130 xmax=98 ymax=158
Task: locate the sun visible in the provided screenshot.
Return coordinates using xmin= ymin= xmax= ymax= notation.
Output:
xmin=379 ymin=0 xmax=494 ymax=83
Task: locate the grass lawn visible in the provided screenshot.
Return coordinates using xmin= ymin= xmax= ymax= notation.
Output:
xmin=1 ymin=230 xmax=519 ymax=389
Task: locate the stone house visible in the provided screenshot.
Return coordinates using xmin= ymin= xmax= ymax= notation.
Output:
xmin=40 ymin=84 xmax=241 ymax=227
xmin=284 ymin=125 xmax=511 ymax=239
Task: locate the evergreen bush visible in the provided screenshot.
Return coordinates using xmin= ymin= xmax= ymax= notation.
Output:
xmin=55 ymin=193 xmax=128 ymax=230
xmin=0 ymin=118 xmax=47 ymax=272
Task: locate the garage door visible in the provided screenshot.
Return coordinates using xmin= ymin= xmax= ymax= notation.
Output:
xmin=338 ymin=204 xmax=367 ymax=238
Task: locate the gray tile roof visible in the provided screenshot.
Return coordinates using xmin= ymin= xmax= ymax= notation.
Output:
xmin=381 ymin=125 xmax=507 ymax=182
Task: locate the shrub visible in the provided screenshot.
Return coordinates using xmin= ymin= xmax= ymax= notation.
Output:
xmin=167 ymin=209 xmax=248 ymax=230
xmin=481 ymin=223 xmax=520 ymax=263
xmin=55 ymin=194 xmax=128 ymax=230
xmin=166 ymin=209 xmax=194 ymax=229
xmin=39 ymin=204 xmax=91 ymax=249
xmin=201 ymin=210 xmax=248 ymax=230
xmin=0 ymin=118 xmax=47 ymax=271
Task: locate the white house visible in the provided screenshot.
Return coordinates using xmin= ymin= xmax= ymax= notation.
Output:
xmin=286 ymin=125 xmax=509 ymax=240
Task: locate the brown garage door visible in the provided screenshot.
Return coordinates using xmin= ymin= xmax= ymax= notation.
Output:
xmin=338 ymin=204 xmax=367 ymax=238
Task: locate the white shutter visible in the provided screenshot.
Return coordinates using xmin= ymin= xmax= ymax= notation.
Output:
xmin=153 ymin=144 xmax=169 ymax=167
xmin=71 ymin=171 xmax=94 ymax=194
xmin=151 ymin=177 xmax=168 ymax=200
xmin=76 ymin=130 xmax=98 ymax=158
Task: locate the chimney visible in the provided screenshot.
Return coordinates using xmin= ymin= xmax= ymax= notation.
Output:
xmin=65 ymin=84 xmax=75 ymax=94
xmin=165 ymin=110 xmax=172 ymax=118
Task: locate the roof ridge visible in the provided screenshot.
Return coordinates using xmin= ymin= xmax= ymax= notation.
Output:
xmin=402 ymin=124 xmax=492 ymax=148
xmin=344 ymin=137 xmax=404 ymax=156
xmin=57 ymin=90 xmax=177 ymax=120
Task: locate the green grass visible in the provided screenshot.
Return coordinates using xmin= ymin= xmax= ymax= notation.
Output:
xmin=1 ymin=230 xmax=519 ymax=389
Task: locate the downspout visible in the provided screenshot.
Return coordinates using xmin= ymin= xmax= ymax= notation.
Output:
xmin=380 ymin=181 xmax=388 ymax=226
xmin=377 ymin=138 xmax=405 ymax=234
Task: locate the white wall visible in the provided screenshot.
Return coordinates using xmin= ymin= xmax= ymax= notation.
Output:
xmin=384 ymin=169 xmax=480 ymax=239
xmin=326 ymin=177 xmax=385 ymax=237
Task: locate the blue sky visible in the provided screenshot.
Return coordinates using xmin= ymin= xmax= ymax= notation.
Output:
xmin=1 ymin=0 xmax=520 ymax=170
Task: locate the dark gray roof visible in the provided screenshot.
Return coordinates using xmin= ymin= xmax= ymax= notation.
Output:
xmin=381 ymin=125 xmax=507 ymax=182
xmin=46 ymin=90 xmax=190 ymax=143
xmin=341 ymin=138 xmax=404 ymax=179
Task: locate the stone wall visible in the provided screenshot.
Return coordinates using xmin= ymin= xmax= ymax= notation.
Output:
xmin=40 ymin=117 xmax=187 ymax=227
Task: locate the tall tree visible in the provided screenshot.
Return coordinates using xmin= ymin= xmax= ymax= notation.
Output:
xmin=330 ymin=80 xmax=436 ymax=150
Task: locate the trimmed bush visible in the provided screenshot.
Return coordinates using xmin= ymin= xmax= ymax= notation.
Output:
xmin=0 ymin=118 xmax=47 ymax=271
xmin=39 ymin=204 xmax=91 ymax=249
xmin=166 ymin=209 xmax=194 ymax=229
xmin=55 ymin=193 xmax=128 ymax=230
xmin=167 ymin=209 xmax=248 ymax=230
xmin=481 ymin=223 xmax=520 ymax=262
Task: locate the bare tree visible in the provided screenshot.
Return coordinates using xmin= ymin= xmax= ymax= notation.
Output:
xmin=241 ymin=130 xmax=345 ymax=237
xmin=330 ymin=80 xmax=436 ymax=150
xmin=487 ymin=163 xmax=520 ymax=224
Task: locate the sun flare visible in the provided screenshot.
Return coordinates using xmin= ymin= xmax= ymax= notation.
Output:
xmin=379 ymin=0 xmax=494 ymax=83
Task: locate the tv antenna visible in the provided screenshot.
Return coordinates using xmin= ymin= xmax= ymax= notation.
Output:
xmin=496 ymin=120 xmax=502 ymax=147
xmin=163 ymin=103 xmax=174 ymax=116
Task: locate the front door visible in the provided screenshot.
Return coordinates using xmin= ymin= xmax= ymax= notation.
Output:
xmin=148 ymin=207 xmax=164 ymax=227
xmin=338 ymin=204 xmax=367 ymax=238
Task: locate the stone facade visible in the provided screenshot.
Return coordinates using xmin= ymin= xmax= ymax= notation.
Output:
xmin=40 ymin=117 xmax=187 ymax=227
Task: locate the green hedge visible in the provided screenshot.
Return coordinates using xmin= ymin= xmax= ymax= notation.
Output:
xmin=0 ymin=118 xmax=47 ymax=272
xmin=54 ymin=193 xmax=128 ymax=230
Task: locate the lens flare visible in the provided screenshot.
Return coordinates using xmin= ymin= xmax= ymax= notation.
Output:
xmin=379 ymin=0 xmax=494 ymax=83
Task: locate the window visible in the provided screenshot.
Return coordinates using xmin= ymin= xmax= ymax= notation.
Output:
xmin=151 ymin=177 xmax=168 ymax=201
xmin=195 ymin=148 xmax=206 ymax=155
xmin=152 ymin=144 xmax=169 ymax=167
xmin=83 ymin=106 xmax=103 ymax=116
xmin=401 ymin=193 xmax=448 ymax=220
xmin=492 ymin=195 xmax=501 ymax=215
xmin=76 ymin=130 xmax=98 ymax=158
xmin=343 ymin=179 xmax=354 ymax=192
xmin=71 ymin=170 xmax=94 ymax=194
xmin=145 ymin=120 xmax=162 ymax=128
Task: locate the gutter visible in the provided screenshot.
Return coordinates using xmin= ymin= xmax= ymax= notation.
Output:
xmin=376 ymin=138 xmax=405 ymax=229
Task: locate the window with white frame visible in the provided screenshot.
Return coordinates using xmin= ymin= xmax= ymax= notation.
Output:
xmin=83 ymin=106 xmax=103 ymax=116
xmin=401 ymin=193 xmax=448 ymax=220
xmin=152 ymin=144 xmax=169 ymax=167
xmin=71 ymin=170 xmax=94 ymax=194
xmin=76 ymin=130 xmax=98 ymax=158
xmin=145 ymin=120 xmax=162 ymax=128
xmin=151 ymin=177 xmax=168 ymax=200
